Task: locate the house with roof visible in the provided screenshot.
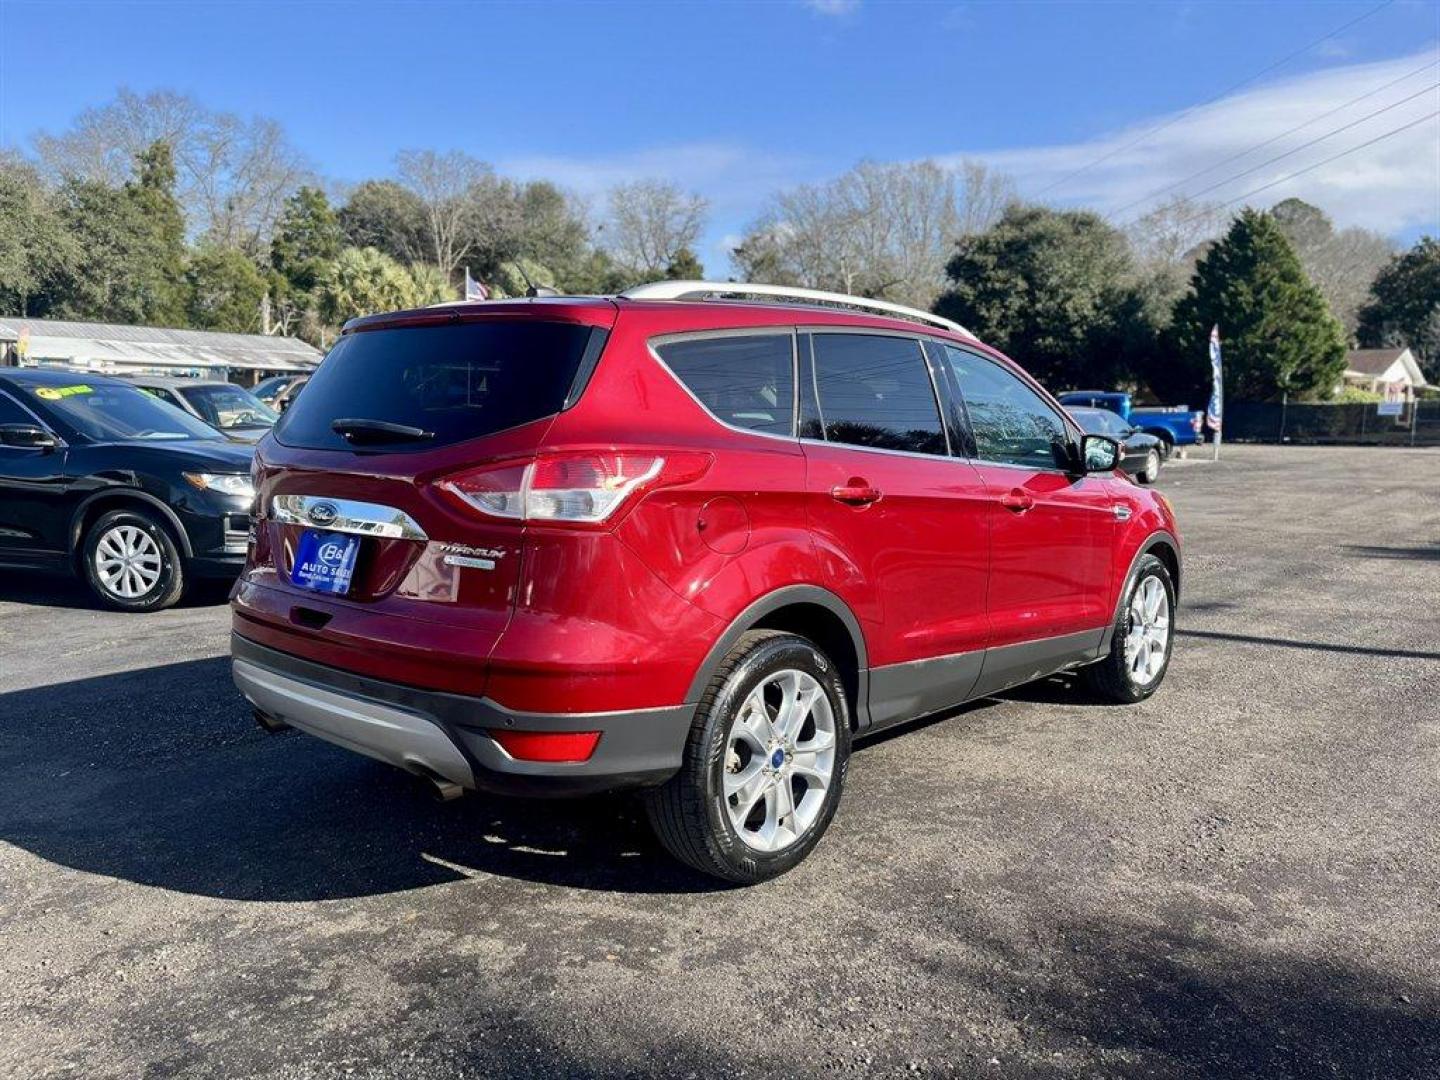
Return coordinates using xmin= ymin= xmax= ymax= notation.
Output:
xmin=1341 ymin=347 xmax=1431 ymax=402
xmin=0 ymin=317 xmax=322 ymax=387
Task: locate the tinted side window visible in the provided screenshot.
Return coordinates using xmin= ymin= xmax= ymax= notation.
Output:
xmin=808 ymin=334 xmax=947 ymax=456
xmin=655 ymin=333 xmax=794 ymax=436
xmin=0 ymin=391 xmax=33 ymax=425
xmin=942 ymin=346 xmax=1072 ymax=470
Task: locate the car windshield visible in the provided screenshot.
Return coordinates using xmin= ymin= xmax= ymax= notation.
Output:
xmin=180 ymin=383 xmax=278 ymax=429
xmin=1073 ymin=408 xmax=1128 ymax=436
xmin=253 ymin=376 xmax=291 ymax=398
xmin=22 ymin=380 xmax=221 ymax=442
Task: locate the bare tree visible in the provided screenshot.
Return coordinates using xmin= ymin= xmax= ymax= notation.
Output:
xmin=604 ymin=180 xmax=708 ymax=278
xmin=395 ymin=149 xmax=492 ymax=277
xmin=34 ymin=88 xmax=310 ymax=252
xmin=732 ymin=159 xmax=1007 ymax=309
xmin=1124 ymin=195 xmax=1230 ymax=315
xmin=1271 ymin=198 xmax=1395 ymax=337
xmin=955 ymin=160 xmax=1016 ymax=237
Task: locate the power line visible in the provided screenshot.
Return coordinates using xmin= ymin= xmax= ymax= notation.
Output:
xmin=1120 ymin=79 xmax=1440 ymax=226
xmin=1030 ymin=0 xmax=1396 ymax=199
xmin=1109 ymin=52 xmax=1440 ymax=219
xmin=1168 ymin=108 xmax=1440 ymax=228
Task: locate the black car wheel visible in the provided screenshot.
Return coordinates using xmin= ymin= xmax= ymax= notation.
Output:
xmin=81 ymin=507 xmax=186 ymax=612
xmin=645 ymin=630 xmax=851 ymax=883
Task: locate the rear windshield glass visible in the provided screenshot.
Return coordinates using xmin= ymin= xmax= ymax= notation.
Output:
xmin=275 ymin=321 xmax=603 ymax=451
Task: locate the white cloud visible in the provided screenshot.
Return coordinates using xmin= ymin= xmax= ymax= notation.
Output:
xmin=803 ymin=0 xmax=860 ymax=16
xmin=495 ymin=51 xmax=1438 ymax=276
xmin=952 ymin=50 xmax=1440 ymax=235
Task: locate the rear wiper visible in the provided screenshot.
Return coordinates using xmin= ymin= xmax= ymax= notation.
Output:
xmin=331 ymin=418 xmax=435 ymax=444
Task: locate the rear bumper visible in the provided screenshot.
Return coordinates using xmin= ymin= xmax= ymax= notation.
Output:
xmin=231 ymin=634 xmax=694 ymax=797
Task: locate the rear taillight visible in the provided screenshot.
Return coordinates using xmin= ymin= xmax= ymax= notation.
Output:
xmin=1191 ymin=414 xmax=1202 ymax=432
xmin=438 ymin=450 xmax=709 ymax=526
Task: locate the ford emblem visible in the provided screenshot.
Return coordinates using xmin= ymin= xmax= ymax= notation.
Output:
xmin=308 ymin=501 xmax=339 ymax=527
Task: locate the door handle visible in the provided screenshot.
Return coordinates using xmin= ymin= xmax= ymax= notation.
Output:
xmin=831 ymin=480 xmax=881 ymax=506
xmin=999 ymin=488 xmax=1034 ymax=513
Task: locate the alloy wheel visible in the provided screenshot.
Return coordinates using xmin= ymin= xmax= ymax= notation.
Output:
xmin=722 ymin=669 xmax=837 ymax=853
xmin=1124 ymin=575 xmax=1170 ymax=686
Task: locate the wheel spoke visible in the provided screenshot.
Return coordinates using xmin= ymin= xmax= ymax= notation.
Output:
xmin=791 ymin=751 xmax=829 ymax=789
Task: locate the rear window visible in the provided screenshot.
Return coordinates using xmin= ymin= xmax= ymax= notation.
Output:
xmin=276 ymin=321 xmax=605 ymax=451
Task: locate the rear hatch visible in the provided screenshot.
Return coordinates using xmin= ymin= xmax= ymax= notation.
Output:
xmin=234 ymin=305 xmax=614 ymax=695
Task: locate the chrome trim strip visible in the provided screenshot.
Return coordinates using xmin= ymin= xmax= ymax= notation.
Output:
xmin=271 ymin=494 xmax=428 ymax=540
xmin=798 ymin=437 xmax=955 ymax=464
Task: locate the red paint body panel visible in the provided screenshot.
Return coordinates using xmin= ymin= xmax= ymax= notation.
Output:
xmin=232 ymin=295 xmax=1180 ymax=723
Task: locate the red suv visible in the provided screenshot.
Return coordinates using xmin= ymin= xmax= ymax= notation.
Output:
xmin=232 ymin=282 xmax=1180 ymax=882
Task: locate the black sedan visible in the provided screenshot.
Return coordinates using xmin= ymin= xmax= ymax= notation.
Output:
xmin=0 ymin=368 xmax=255 ymax=612
xmin=1067 ymin=406 xmax=1164 ymax=484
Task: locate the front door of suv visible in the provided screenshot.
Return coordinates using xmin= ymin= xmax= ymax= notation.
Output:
xmin=799 ymin=331 xmax=990 ymax=728
xmin=934 ymin=344 xmax=1114 ymax=664
xmin=0 ymin=389 xmax=72 ymax=565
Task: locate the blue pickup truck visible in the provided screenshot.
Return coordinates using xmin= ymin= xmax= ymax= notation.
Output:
xmin=1057 ymin=391 xmax=1204 ymax=457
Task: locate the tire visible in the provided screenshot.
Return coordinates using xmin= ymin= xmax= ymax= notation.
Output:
xmin=81 ymin=507 xmax=186 ymax=612
xmin=645 ymin=630 xmax=852 ymax=884
xmin=1082 ymin=554 xmax=1175 ymax=704
xmin=1138 ymin=449 xmax=1161 ymax=484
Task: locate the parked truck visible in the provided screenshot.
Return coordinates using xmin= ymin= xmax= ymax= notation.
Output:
xmin=1057 ymin=390 xmax=1204 ymax=457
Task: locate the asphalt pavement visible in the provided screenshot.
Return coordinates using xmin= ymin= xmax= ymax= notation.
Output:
xmin=1 ymin=444 xmax=1437 ymax=1079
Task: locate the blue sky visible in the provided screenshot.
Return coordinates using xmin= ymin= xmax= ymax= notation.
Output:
xmin=2 ymin=0 xmax=1436 ymax=267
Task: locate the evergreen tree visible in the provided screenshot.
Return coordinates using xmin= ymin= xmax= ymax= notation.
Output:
xmin=933 ymin=204 xmax=1149 ymax=389
xmin=186 ymin=245 xmax=267 ymax=332
xmin=0 ymin=159 xmax=78 ymax=316
xmin=664 ymin=247 xmax=704 ymax=281
xmin=1357 ymin=236 xmax=1440 ymax=380
xmin=126 ymin=141 xmax=189 ymax=324
xmin=1161 ymin=209 xmax=1347 ymax=404
xmin=270 ymin=186 xmax=343 ymax=293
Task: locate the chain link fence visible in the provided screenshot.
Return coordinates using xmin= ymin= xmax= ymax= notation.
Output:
xmin=1223 ymin=400 xmax=1440 ymax=446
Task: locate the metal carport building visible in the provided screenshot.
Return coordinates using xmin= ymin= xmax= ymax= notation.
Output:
xmin=0 ymin=318 xmax=323 ymax=386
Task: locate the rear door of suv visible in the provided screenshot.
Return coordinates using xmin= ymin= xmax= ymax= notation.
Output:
xmin=798 ymin=329 xmax=991 ymax=728
xmin=234 ymin=307 xmax=613 ymax=696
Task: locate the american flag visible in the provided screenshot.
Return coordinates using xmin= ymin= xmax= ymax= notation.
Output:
xmin=464 ymin=268 xmax=488 ymax=302
xmin=1207 ymin=325 xmax=1223 ymax=433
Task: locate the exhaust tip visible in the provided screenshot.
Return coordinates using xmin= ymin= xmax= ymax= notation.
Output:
xmin=253 ymin=708 xmax=290 ymax=733
xmin=426 ymin=777 xmax=465 ymax=802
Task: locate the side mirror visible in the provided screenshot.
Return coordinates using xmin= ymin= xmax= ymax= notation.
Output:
xmin=1079 ymin=434 xmax=1121 ymax=473
xmin=0 ymin=423 xmax=59 ymax=451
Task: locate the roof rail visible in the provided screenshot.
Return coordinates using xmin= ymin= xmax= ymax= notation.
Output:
xmin=619 ymin=280 xmax=972 ymax=338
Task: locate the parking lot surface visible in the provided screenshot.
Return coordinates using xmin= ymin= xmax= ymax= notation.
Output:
xmin=1 ymin=444 xmax=1437 ymax=1079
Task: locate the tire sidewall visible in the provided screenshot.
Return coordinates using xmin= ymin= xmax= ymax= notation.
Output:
xmin=82 ymin=508 xmax=185 ymax=612
xmin=697 ymin=636 xmax=851 ymax=881
xmin=1114 ymin=556 xmax=1176 ymax=701
xmin=1143 ymin=450 xmax=1160 ymax=483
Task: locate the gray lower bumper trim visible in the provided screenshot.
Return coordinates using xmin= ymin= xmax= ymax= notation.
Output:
xmin=230 ymin=634 xmax=696 ymax=796
xmin=234 ymin=659 xmax=477 ymax=788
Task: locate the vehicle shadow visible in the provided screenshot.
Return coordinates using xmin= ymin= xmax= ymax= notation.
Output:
xmin=889 ymin=911 xmax=1440 ymax=1078
xmin=0 ymin=572 xmax=233 ymax=610
xmin=0 ymin=658 xmax=725 ymax=901
xmin=1341 ymin=542 xmax=1440 ymax=562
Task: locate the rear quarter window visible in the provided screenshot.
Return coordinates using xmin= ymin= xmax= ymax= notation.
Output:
xmin=654 ymin=333 xmax=795 ymax=436
xmin=275 ymin=321 xmax=605 ymax=451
